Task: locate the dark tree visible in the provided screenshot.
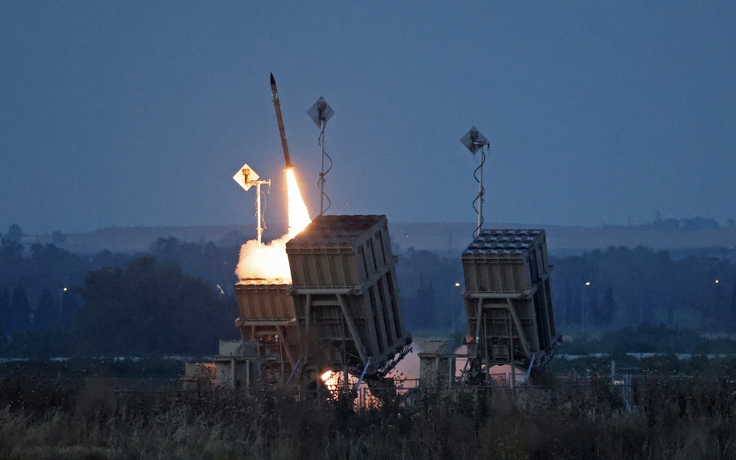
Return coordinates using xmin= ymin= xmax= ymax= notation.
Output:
xmin=569 ymin=289 xmax=583 ymax=327
xmin=394 ymin=248 xmax=464 ymax=332
xmin=89 ymin=249 xmax=133 ymax=270
xmin=51 ymin=230 xmax=67 ymax=246
xmin=76 ymin=256 xmax=237 ymax=355
xmin=0 ymin=287 xmax=9 ymax=338
xmin=586 ymin=286 xmax=599 ymax=328
xmin=34 ymin=288 xmax=57 ymax=330
xmin=150 ymin=237 xmax=239 ymax=293
xmin=59 ymin=288 xmax=79 ymax=330
xmin=550 ymin=245 xmax=736 ymax=332
xmin=0 ymin=240 xmax=24 ymax=287
xmin=414 ymin=274 xmax=436 ymax=329
xmin=4 ymin=224 xmax=23 ymax=243
xmin=9 ymin=283 xmax=31 ymax=335
xmin=28 ymin=243 xmax=89 ymax=291
xmin=559 ymin=281 xmax=572 ymax=327
xmin=731 ymin=281 xmax=736 ymax=330
xmin=596 ymin=286 xmax=615 ymax=326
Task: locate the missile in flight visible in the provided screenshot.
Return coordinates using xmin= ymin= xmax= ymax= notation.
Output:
xmin=270 ymin=73 xmax=293 ymax=169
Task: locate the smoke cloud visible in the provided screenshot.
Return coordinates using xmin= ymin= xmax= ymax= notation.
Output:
xmin=235 ymin=168 xmax=311 ymax=283
xmin=235 ymin=234 xmax=292 ymax=282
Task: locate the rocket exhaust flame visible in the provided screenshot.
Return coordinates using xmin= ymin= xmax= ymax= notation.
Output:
xmin=286 ymin=168 xmax=310 ymax=239
xmin=236 ymin=168 xmax=312 ymax=282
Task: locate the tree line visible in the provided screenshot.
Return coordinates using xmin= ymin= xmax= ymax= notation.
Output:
xmin=2 ymin=222 xmax=736 ymax=357
xmin=397 ymin=245 xmax=736 ymax=335
xmin=0 ymin=225 xmax=240 ymax=357
xmin=551 ymin=246 xmax=736 ymax=332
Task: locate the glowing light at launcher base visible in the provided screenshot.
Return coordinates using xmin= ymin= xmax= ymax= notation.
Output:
xmin=235 ymin=168 xmax=311 ymax=282
xmin=321 ymin=370 xmax=342 ymax=392
xmin=320 ymin=370 xmax=382 ymax=407
xmin=320 ymin=370 xmax=359 ymax=392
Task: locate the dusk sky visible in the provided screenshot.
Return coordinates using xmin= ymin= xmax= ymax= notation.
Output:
xmin=2 ymin=1 xmax=735 ymax=235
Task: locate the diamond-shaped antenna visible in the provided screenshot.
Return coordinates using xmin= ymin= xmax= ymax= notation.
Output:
xmin=232 ymin=163 xmax=270 ymax=246
xmin=307 ymin=97 xmax=334 ymax=128
xmin=233 ymin=163 xmax=260 ymax=191
xmin=460 ymin=126 xmax=489 ymax=154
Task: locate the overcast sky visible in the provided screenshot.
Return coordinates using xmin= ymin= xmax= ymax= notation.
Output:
xmin=2 ymin=1 xmax=735 ymax=235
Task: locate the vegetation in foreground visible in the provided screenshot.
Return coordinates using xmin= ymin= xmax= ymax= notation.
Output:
xmin=0 ymin=368 xmax=734 ymax=460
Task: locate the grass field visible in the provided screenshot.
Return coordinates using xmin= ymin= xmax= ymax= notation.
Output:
xmin=0 ymin=366 xmax=734 ymax=460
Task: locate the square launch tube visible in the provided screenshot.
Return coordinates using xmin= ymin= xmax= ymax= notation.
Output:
xmin=286 ymin=215 xmax=411 ymax=376
xmin=462 ymin=229 xmax=557 ymax=368
xmin=233 ymin=280 xmax=299 ymax=382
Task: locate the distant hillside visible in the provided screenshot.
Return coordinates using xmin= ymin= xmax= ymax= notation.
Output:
xmin=389 ymin=222 xmax=736 ymax=256
xmin=22 ymin=221 xmax=736 ymax=256
xmin=25 ymin=225 xmax=257 ymax=254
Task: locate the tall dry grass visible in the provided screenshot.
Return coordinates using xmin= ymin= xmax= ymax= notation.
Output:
xmin=0 ymin=371 xmax=733 ymax=459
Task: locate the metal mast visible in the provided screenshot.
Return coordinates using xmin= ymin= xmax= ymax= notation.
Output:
xmin=233 ymin=165 xmax=271 ymax=246
xmin=308 ymin=97 xmax=335 ymax=215
xmin=461 ymin=127 xmax=491 ymax=238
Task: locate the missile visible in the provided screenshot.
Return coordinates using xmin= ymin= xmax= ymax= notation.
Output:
xmin=270 ymin=73 xmax=293 ymax=169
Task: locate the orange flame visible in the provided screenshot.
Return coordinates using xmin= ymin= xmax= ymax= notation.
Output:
xmin=286 ymin=168 xmax=311 ymax=238
xmin=321 ymin=370 xmax=340 ymax=392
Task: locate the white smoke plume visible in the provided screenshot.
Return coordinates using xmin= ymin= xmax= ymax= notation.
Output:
xmin=235 ymin=234 xmax=292 ymax=282
xmin=235 ymin=168 xmax=311 ymax=283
